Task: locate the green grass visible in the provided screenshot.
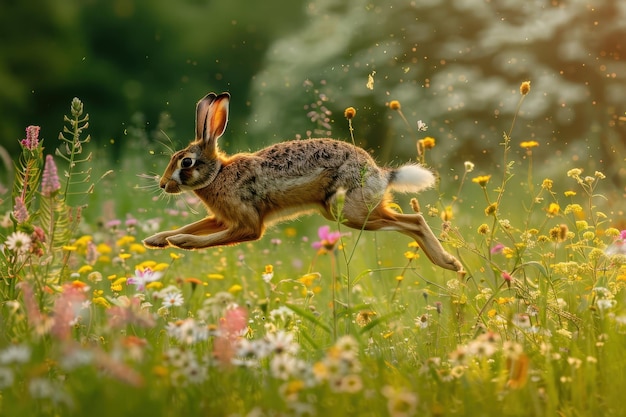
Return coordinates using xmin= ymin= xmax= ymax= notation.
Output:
xmin=1 ymin=91 xmax=625 ymax=417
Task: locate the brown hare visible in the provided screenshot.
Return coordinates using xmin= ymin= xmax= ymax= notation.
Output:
xmin=143 ymin=92 xmax=463 ymax=272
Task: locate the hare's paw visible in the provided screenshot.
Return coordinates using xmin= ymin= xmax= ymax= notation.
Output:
xmin=166 ymin=234 xmax=204 ymax=250
xmin=442 ymin=252 xmax=464 ymax=273
xmin=143 ymin=232 xmax=173 ymax=248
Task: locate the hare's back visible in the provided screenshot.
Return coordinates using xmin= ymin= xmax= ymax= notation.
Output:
xmin=256 ymin=138 xmax=374 ymax=173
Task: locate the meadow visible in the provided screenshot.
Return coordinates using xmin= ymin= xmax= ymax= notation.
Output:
xmin=1 ymin=83 xmax=625 ymax=417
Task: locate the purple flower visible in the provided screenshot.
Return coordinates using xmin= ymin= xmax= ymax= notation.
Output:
xmin=312 ymin=225 xmax=342 ymax=252
xmin=41 ymin=154 xmax=61 ymax=197
xmin=20 ymin=125 xmax=40 ymax=151
xmin=621 ymin=230 xmax=626 ymax=240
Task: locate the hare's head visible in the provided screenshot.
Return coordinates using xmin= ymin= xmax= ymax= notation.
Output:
xmin=159 ymin=92 xmax=230 ymax=194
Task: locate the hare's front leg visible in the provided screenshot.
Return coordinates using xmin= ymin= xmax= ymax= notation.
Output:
xmin=166 ymin=225 xmax=263 ymax=250
xmin=143 ymin=217 xmax=226 ymax=248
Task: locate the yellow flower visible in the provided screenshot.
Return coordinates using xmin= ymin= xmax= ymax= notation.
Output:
xmin=520 ymin=141 xmax=539 ymax=149
xmin=146 ymin=281 xmax=163 ymax=290
xmin=207 ymin=273 xmax=224 ymax=280
xmin=541 ymin=179 xmax=553 ymax=190
xmin=264 ymin=264 xmax=274 ymax=274
xmin=130 ymin=243 xmax=146 ymax=254
xmin=404 ymin=251 xmax=419 ymax=260
xmin=389 ymin=100 xmax=401 ymax=110
xmin=116 ymin=235 xmax=136 ymax=247
xmin=344 ymin=107 xmax=356 ymax=120
xmin=97 ymin=243 xmax=112 ymax=254
xmin=78 ymin=265 xmax=93 ymax=274
xmin=119 ymin=253 xmax=132 ymax=260
xmin=564 ymin=191 xmax=576 ymax=197
xmin=477 ymin=224 xmax=490 ymax=235
xmin=485 ymin=203 xmax=498 ymax=216
xmin=472 ymin=175 xmax=491 ymax=187
xmin=169 ymin=252 xmax=182 ymax=260
xmin=93 ymin=297 xmax=111 ymax=308
xmin=63 ymin=245 xmax=78 ymax=251
xmin=547 ymin=203 xmax=560 ymax=216
xmin=420 ymin=137 xmax=436 ymax=149
xmin=520 ymin=81 xmax=531 ymax=96
xmin=228 ymin=284 xmax=243 ymax=294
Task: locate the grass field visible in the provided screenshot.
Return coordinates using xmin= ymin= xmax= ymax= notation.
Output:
xmin=1 ymin=88 xmax=625 ymax=417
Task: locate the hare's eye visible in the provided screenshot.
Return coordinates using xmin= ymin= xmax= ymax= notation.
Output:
xmin=181 ymin=157 xmax=194 ymax=168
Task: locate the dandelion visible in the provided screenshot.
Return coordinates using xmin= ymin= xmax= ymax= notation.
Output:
xmin=127 ymin=267 xmax=163 ymax=291
xmin=520 ymin=81 xmax=531 ymax=96
xmin=5 ymin=231 xmax=32 ymax=254
xmin=344 ymin=107 xmax=356 ymax=120
xmin=41 ymin=154 xmax=61 ymax=197
xmin=312 ymin=225 xmax=342 ymax=252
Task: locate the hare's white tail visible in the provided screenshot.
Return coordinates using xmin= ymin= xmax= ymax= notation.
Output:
xmin=388 ymin=165 xmax=435 ymax=193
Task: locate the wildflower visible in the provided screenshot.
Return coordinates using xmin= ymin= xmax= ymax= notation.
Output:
xmin=519 ymin=81 xmax=531 ymax=96
xmin=20 ymin=125 xmax=41 ymax=150
xmin=270 ymin=354 xmax=301 ymax=380
xmin=472 ymin=175 xmax=491 ymax=187
xmin=564 ymin=190 xmax=576 ymax=197
xmin=312 ymin=225 xmax=342 ymax=252
xmin=547 ymin=203 xmax=560 ymax=216
xmin=262 ymin=264 xmax=274 ymax=283
xmin=0 ymin=344 xmax=31 ymax=365
xmin=558 ymin=224 xmax=569 ymax=241
xmin=484 ymin=203 xmax=498 ymax=216
xmin=389 ymin=100 xmax=401 ymax=110
xmin=344 ymin=107 xmax=356 ymax=120
xmin=13 ymin=197 xmax=29 ymax=224
xmin=266 ymin=330 xmax=299 ymax=356
xmin=491 ymin=243 xmax=505 ymax=254
xmin=417 ymin=120 xmax=428 ymax=132
xmin=381 ymin=385 xmax=418 ymax=417
xmin=564 ymin=204 xmax=583 ymax=214
xmin=420 ymin=137 xmax=436 ymax=149
xmin=594 ymin=171 xmax=606 ymax=179
xmin=356 ymin=310 xmax=376 ymax=327
xmin=5 ymin=231 xmax=32 ymax=254
xmin=127 ymin=267 xmax=163 ymax=291
xmin=416 ymin=314 xmax=429 ymax=329
xmin=464 ymin=161 xmax=475 ymax=173
xmin=520 ymin=141 xmax=539 ymax=149
xmin=567 ymin=168 xmax=582 ymax=178
xmin=477 ymin=223 xmax=490 ymax=235
xmin=161 ymin=291 xmax=184 ymax=308
xmin=501 ymin=271 xmax=512 ymax=285
xmin=41 ymin=155 xmax=61 ymax=197
xmin=541 ymin=178 xmax=553 ymax=189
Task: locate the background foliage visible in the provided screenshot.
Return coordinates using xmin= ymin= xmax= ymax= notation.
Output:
xmin=2 ymin=0 xmax=625 ymax=193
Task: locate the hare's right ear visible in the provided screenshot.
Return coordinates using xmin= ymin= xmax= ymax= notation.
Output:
xmin=195 ymin=92 xmax=230 ymax=155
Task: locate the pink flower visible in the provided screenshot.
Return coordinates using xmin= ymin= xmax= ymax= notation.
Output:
xmin=13 ymin=196 xmax=29 ymax=224
xmin=41 ymin=154 xmax=61 ymax=197
xmin=490 ymin=243 xmax=505 ymax=254
xmin=312 ymin=225 xmax=343 ymax=252
xmin=20 ymin=125 xmax=40 ymax=151
xmin=127 ymin=267 xmax=163 ymax=291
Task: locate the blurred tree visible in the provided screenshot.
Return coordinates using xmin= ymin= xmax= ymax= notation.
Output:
xmin=0 ymin=0 xmax=306 ymax=160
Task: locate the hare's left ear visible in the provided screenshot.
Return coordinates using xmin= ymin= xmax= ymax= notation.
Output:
xmin=199 ymin=92 xmax=230 ymax=154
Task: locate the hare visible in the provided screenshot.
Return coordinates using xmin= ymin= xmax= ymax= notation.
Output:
xmin=143 ymin=92 xmax=463 ymax=272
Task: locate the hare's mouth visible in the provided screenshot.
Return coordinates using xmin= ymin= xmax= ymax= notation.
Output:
xmin=161 ymin=179 xmax=182 ymax=194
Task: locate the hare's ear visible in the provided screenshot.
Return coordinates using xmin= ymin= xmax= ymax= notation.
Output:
xmin=195 ymin=92 xmax=217 ymax=140
xmin=200 ymin=92 xmax=230 ymax=154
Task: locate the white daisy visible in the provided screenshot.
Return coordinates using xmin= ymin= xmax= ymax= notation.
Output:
xmin=5 ymin=231 xmax=32 ymax=254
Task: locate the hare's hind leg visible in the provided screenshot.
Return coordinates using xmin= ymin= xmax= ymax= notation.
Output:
xmin=341 ymin=196 xmax=463 ymax=272
xmin=143 ymin=216 xmax=227 ymax=248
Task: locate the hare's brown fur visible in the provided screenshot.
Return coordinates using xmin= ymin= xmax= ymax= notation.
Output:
xmin=144 ymin=92 xmax=463 ymax=273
